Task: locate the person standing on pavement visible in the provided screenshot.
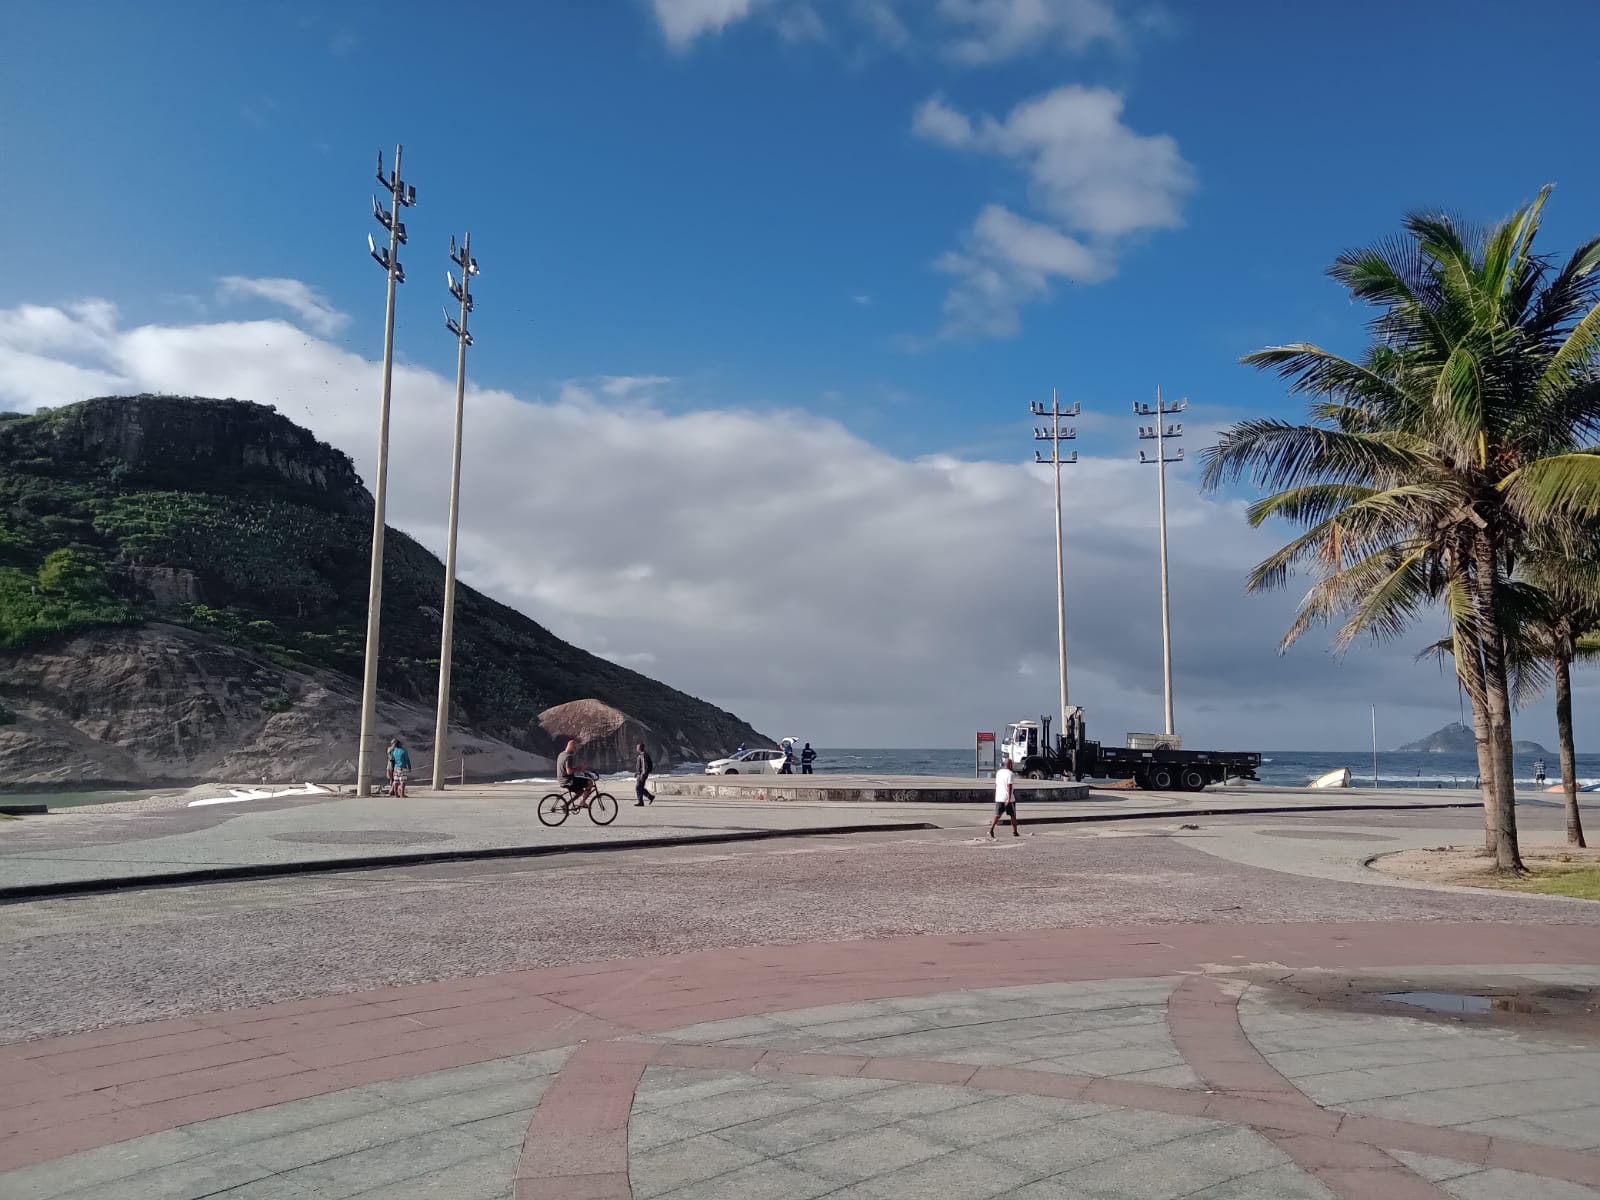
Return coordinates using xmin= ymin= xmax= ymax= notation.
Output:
xmin=800 ymin=742 xmax=816 ymax=774
xmin=990 ymin=756 xmax=1018 ymax=838
xmin=634 ymin=742 xmax=656 ymax=806
xmin=781 ymin=741 xmax=796 ymax=774
xmin=387 ymin=738 xmax=412 ymax=798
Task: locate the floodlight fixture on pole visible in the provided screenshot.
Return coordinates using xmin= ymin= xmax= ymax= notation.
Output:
xmin=355 ymin=144 xmax=417 ymax=797
xmin=1031 ymin=388 xmax=1079 ymax=731
xmin=432 ymin=232 xmax=479 ymax=790
xmin=1134 ymin=386 xmax=1186 ymax=737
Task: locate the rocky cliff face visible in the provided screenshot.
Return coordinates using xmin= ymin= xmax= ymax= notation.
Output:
xmin=0 ymin=624 xmax=551 ymax=788
xmin=0 ymin=395 xmax=369 ymax=514
xmin=0 ymin=395 xmax=764 ymax=785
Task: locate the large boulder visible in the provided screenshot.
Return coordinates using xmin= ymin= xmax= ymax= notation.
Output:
xmin=537 ymin=700 xmax=672 ymax=773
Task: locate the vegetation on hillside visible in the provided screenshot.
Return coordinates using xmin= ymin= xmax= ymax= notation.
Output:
xmin=0 ymin=397 xmax=760 ymax=755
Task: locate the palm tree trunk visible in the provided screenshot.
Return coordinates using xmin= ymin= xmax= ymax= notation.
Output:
xmin=1554 ymin=653 xmax=1586 ymax=848
xmin=1471 ymin=691 xmax=1495 ymax=852
xmin=1452 ymin=622 xmax=1497 ymax=853
xmin=1473 ymin=532 xmax=1523 ymax=872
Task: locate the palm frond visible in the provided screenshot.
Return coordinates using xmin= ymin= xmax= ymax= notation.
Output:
xmin=1201 ymin=421 xmax=1429 ymax=493
xmin=1503 ymin=451 xmax=1600 ymax=521
xmin=1239 ymin=344 xmax=1406 ymax=408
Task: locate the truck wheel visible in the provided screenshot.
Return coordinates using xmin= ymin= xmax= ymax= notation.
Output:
xmin=1179 ymin=767 xmax=1207 ymax=792
xmin=1150 ymin=767 xmax=1175 ymax=790
xmin=1025 ymin=767 xmax=1049 ymax=780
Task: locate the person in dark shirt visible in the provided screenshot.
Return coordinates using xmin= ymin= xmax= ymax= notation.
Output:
xmin=801 ymin=743 xmax=817 ymax=774
xmin=634 ymin=742 xmax=656 ymax=806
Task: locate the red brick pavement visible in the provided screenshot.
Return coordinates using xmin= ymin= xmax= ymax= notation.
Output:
xmin=3 ymin=921 xmax=1598 ymax=1196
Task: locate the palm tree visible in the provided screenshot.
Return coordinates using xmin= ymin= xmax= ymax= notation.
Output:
xmin=1421 ymin=564 xmax=1596 ymax=850
xmin=1202 ymin=188 xmax=1600 ymax=872
xmin=1516 ymin=540 xmax=1600 ymax=847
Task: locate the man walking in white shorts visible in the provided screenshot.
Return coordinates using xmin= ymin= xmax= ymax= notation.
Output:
xmin=990 ymin=756 xmax=1019 ymax=838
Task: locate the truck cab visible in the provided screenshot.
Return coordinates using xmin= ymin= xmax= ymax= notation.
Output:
xmin=1000 ymin=720 xmax=1040 ymax=768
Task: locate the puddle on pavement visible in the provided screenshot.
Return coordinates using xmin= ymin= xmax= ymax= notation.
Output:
xmin=1382 ymin=990 xmax=1539 ymax=1015
xmin=1245 ymin=971 xmax=1600 ymax=1041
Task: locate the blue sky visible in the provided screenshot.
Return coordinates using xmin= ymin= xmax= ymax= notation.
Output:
xmin=6 ymin=0 xmax=1600 ymax=750
xmin=11 ymin=0 xmax=1600 ymax=452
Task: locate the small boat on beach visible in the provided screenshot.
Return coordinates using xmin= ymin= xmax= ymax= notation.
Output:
xmin=1310 ymin=767 xmax=1351 ymax=789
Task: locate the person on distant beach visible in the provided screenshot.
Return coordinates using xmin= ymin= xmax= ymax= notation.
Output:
xmin=387 ymin=738 xmax=412 ymax=798
xmin=1535 ymin=758 xmax=1547 ymax=787
xmin=990 ymin=756 xmax=1018 ymax=839
xmin=634 ymin=741 xmax=656 ymax=806
xmin=801 ymin=742 xmax=816 ymax=774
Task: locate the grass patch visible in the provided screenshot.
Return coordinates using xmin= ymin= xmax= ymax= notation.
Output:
xmin=1496 ymin=867 xmax=1600 ymax=901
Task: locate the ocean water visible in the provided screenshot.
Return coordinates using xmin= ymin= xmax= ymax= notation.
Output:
xmin=676 ymin=747 xmax=1600 ymax=791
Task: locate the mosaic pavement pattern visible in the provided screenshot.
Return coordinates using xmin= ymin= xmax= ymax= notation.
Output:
xmin=3 ymin=930 xmax=1598 ymax=1199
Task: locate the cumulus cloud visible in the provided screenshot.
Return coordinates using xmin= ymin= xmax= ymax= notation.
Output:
xmin=917 ymin=86 xmax=1193 ymax=337
xmin=651 ymin=0 xmax=767 ymax=48
xmin=0 ymin=296 xmax=1535 ymax=751
xmin=216 ymin=277 xmax=349 ymax=336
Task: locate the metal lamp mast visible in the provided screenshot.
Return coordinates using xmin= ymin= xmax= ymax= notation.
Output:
xmin=432 ymin=234 xmax=480 ymax=790
xmin=356 ymin=146 xmax=416 ymax=796
xmin=1031 ymin=389 xmax=1079 ymax=727
xmin=1135 ymin=387 xmax=1186 ymax=737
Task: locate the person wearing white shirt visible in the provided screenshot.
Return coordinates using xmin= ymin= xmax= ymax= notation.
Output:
xmin=990 ymin=757 xmax=1019 ymax=839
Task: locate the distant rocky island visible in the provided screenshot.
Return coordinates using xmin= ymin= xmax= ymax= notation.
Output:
xmin=1396 ymin=722 xmax=1548 ymax=755
xmin=0 ymin=395 xmax=765 ymax=787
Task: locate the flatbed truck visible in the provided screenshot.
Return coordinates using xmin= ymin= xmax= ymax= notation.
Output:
xmin=1001 ymin=707 xmax=1260 ymax=791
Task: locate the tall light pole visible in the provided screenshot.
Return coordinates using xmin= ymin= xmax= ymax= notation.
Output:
xmin=1031 ymin=389 xmax=1078 ymax=730
xmin=1135 ymin=387 xmax=1186 ymax=737
xmin=432 ymin=233 xmax=479 ymax=790
xmin=356 ymin=146 xmax=416 ymax=796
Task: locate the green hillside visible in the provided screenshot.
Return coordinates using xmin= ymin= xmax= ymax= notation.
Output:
xmin=0 ymin=395 xmax=761 ymax=757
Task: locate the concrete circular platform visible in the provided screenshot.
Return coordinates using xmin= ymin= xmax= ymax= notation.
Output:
xmin=655 ymin=773 xmax=1092 ymax=803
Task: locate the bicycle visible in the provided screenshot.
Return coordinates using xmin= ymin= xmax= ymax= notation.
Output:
xmin=537 ymin=786 xmax=618 ymax=827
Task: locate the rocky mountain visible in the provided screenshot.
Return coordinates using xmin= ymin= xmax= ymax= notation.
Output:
xmin=1395 ymin=722 xmax=1548 ymax=756
xmin=0 ymin=396 xmax=764 ymax=786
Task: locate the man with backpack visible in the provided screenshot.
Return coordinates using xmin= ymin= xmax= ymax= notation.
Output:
xmin=634 ymin=742 xmax=656 ymax=806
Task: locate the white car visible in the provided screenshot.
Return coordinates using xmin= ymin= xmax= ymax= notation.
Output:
xmin=704 ymin=748 xmax=788 ymax=775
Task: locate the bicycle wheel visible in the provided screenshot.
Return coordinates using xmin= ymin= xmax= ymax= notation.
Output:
xmin=588 ymin=792 xmax=618 ymax=825
xmin=537 ymin=793 xmax=571 ymax=827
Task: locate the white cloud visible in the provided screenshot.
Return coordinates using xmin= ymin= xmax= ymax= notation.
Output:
xmin=776 ymin=1 xmax=827 ymax=41
xmin=652 ymin=0 xmax=767 ymax=47
xmin=217 ymin=277 xmax=349 ymax=337
xmin=0 ymin=296 xmax=1525 ymax=751
xmin=647 ymin=0 xmax=1141 ymax=60
xmin=935 ymin=205 xmax=1106 ymax=338
xmin=912 ymin=96 xmax=976 ymax=147
xmin=594 ymin=374 xmax=674 ymax=399
xmin=938 ymin=0 xmax=1122 ymax=63
xmin=917 ymin=86 xmax=1193 ymax=337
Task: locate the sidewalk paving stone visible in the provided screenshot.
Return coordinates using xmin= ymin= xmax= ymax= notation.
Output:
xmin=6 ymin=924 xmax=1600 ymax=1198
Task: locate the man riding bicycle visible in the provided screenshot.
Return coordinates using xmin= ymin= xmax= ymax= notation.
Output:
xmin=555 ymin=738 xmax=597 ymax=807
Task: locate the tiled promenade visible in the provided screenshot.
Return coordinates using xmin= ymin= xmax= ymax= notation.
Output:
xmin=4 ymin=922 xmax=1599 ymax=1199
